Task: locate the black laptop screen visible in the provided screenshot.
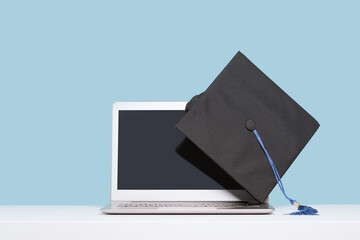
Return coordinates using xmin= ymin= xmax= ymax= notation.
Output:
xmin=117 ymin=110 xmax=243 ymax=190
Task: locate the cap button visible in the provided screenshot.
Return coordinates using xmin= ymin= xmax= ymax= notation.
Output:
xmin=246 ymin=120 xmax=256 ymax=131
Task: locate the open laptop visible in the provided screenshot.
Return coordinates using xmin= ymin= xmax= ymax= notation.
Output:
xmin=101 ymin=102 xmax=274 ymax=214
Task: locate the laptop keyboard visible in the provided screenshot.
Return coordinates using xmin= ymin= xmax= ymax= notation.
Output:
xmin=117 ymin=201 xmax=257 ymax=208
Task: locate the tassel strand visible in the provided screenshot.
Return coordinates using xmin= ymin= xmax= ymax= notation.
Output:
xmin=252 ymin=129 xmax=318 ymax=215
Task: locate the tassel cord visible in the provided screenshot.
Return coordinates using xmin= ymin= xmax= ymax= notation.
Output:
xmin=252 ymin=129 xmax=296 ymax=205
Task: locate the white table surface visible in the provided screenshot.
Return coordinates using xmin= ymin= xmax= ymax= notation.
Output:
xmin=0 ymin=205 xmax=359 ymax=240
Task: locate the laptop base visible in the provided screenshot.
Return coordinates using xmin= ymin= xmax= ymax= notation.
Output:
xmin=101 ymin=201 xmax=274 ymax=214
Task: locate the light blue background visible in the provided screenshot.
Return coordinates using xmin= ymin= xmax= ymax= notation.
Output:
xmin=1 ymin=1 xmax=359 ymax=205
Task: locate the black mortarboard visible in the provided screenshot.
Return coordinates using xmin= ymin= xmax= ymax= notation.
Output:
xmin=176 ymin=51 xmax=320 ymax=215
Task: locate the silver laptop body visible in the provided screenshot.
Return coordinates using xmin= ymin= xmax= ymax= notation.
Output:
xmin=101 ymin=102 xmax=274 ymax=214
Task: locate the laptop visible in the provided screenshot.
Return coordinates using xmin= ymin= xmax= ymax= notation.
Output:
xmin=101 ymin=102 xmax=274 ymax=214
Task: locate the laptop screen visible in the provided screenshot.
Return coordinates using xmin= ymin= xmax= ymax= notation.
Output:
xmin=118 ymin=110 xmax=243 ymax=190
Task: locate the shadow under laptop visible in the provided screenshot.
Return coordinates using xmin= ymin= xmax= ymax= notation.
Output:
xmin=175 ymin=138 xmax=258 ymax=203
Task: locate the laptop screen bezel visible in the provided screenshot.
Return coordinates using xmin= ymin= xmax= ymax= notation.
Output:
xmin=111 ymin=102 xmax=256 ymax=202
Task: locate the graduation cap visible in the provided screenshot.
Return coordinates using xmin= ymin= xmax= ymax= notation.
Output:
xmin=176 ymin=51 xmax=320 ymax=215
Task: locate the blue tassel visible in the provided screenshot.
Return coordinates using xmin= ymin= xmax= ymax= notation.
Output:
xmin=252 ymin=130 xmax=319 ymax=215
xmin=290 ymin=202 xmax=318 ymax=215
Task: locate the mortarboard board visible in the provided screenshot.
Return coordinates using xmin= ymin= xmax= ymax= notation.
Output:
xmin=175 ymin=51 xmax=320 ymax=215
